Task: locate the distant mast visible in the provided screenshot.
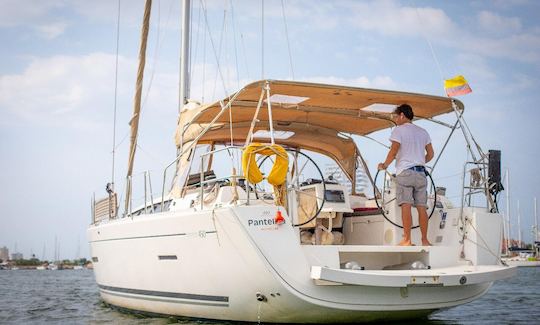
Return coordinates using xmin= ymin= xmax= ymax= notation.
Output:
xmin=517 ymin=200 xmax=522 ymax=248
xmin=505 ymin=169 xmax=511 ymax=253
xmin=125 ymin=0 xmax=153 ymax=213
xmin=535 ymin=197 xmax=538 ymax=242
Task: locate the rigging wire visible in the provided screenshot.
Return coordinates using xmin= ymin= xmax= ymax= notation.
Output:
xmin=202 ymin=9 xmax=207 ymax=102
xmin=111 ymin=0 xmax=122 ymax=190
xmin=189 ymin=0 xmax=199 ymax=92
xmin=230 ymin=0 xmax=250 ymax=81
xmin=229 ymin=0 xmax=240 ymax=89
xmin=412 ymin=3 xmax=446 ymax=91
xmin=261 ymin=0 xmax=264 ymax=79
xmin=140 ymin=0 xmax=162 ymax=112
xmin=124 ymin=0 xmax=176 ymax=167
xmin=212 ymin=8 xmax=227 ymax=101
xmin=280 ymin=0 xmax=295 ymax=80
xmin=240 ymin=33 xmax=251 ymax=80
xmin=138 ymin=0 xmax=177 ymax=161
xmin=190 ymin=1 xmax=202 ymax=98
xmin=200 ymin=0 xmax=229 ymax=100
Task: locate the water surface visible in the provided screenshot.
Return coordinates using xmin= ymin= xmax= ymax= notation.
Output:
xmin=1 ymin=268 xmax=538 ymax=324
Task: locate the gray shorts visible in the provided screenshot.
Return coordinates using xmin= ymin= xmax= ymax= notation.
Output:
xmin=396 ymin=169 xmax=428 ymax=207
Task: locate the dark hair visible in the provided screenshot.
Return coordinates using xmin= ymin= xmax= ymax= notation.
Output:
xmin=394 ymin=104 xmax=414 ymax=120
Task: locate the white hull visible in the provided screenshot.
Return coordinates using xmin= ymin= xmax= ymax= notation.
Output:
xmin=89 ymin=204 xmax=514 ymax=323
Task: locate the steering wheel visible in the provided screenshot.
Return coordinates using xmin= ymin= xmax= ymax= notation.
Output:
xmin=257 ymin=148 xmax=326 ymax=226
xmin=373 ymin=169 xmax=437 ymax=229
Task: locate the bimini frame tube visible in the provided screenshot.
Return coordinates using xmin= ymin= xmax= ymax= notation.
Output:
xmin=244 ymin=86 xmax=266 ymax=146
xmin=264 ymin=81 xmax=276 ymax=145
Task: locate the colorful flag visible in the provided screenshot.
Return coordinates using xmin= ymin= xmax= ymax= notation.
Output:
xmin=444 ymin=75 xmax=472 ymax=97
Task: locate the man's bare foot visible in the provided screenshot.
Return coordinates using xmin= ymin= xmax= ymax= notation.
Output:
xmin=421 ymin=239 xmax=432 ymax=246
xmin=398 ymin=239 xmax=413 ymax=246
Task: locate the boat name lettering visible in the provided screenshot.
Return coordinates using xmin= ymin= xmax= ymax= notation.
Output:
xmin=248 ymin=218 xmax=284 ymax=226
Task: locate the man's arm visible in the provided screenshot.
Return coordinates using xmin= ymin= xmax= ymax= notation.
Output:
xmin=378 ymin=141 xmax=400 ymax=170
xmin=425 ymin=143 xmax=434 ymax=163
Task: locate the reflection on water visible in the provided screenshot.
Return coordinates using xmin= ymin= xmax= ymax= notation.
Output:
xmin=0 ymin=268 xmax=538 ymax=324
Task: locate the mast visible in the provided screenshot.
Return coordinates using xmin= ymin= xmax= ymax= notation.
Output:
xmin=535 ymin=197 xmax=538 ymax=242
xmin=517 ymin=199 xmax=522 ymax=248
xmin=125 ymin=0 xmax=152 ymax=213
xmin=170 ymin=0 xmax=190 ymax=195
xmin=179 ymin=0 xmax=191 ymax=110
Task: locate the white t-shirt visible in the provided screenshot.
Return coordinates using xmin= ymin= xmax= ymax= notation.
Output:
xmin=390 ymin=123 xmax=431 ymax=175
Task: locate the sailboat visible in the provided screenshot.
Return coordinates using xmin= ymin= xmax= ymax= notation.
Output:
xmin=503 ymin=197 xmax=540 ymax=267
xmin=88 ymin=0 xmax=515 ymax=322
xmin=48 ymin=236 xmax=62 ymax=270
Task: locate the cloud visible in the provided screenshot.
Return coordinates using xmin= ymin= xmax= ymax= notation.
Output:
xmin=477 ymin=11 xmax=521 ymax=34
xmin=490 ymin=0 xmax=535 ymax=8
xmin=454 ymin=53 xmax=497 ymax=81
xmin=341 ymin=1 xmax=540 ymax=64
xmin=298 ymin=75 xmax=397 ymax=89
xmin=0 ymin=0 xmax=64 ymax=27
xmin=459 ymin=32 xmax=540 ymax=63
xmin=0 ymin=53 xmax=138 ymax=128
xmin=345 ymin=0 xmax=456 ymax=38
xmin=35 ymin=22 xmax=68 ymax=39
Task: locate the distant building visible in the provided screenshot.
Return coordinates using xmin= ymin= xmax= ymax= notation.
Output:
xmin=11 ymin=252 xmax=23 ymax=260
xmin=324 ymin=162 xmax=370 ymax=195
xmin=0 ymin=246 xmax=9 ymax=261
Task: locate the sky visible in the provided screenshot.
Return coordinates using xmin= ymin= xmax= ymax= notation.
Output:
xmin=1 ymin=0 xmax=539 ymax=260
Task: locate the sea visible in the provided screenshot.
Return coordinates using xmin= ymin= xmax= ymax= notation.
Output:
xmin=0 ymin=268 xmax=538 ymax=324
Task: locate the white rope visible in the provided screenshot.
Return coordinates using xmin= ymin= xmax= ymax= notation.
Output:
xmin=136 ymin=143 xmax=163 ymax=165
xmin=466 ymin=218 xmax=506 ymax=265
xmin=280 ymin=0 xmax=294 ymax=79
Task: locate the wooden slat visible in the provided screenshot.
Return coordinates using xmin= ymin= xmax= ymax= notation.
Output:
xmin=94 ymin=193 xmax=117 ymax=223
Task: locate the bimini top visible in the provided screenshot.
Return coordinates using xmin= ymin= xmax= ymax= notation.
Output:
xmin=176 ymin=80 xmax=464 ymax=182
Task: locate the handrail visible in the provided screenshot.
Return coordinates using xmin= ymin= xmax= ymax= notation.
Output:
xmin=160 ymin=88 xmax=245 ymax=210
xmin=199 ymin=146 xmax=245 ymax=209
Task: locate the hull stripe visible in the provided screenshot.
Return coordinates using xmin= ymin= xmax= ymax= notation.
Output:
xmin=90 ymin=230 xmax=217 ymax=243
xmin=98 ymin=284 xmax=229 ymax=307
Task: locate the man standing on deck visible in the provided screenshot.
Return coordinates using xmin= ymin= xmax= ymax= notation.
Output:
xmin=378 ymin=104 xmax=434 ymax=246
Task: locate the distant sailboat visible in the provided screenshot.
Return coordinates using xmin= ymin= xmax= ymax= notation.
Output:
xmin=73 ymin=237 xmax=84 ymax=270
xmin=48 ymin=236 xmax=62 ymax=270
xmin=503 ymin=197 xmax=540 ymax=267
